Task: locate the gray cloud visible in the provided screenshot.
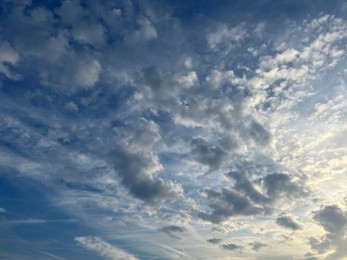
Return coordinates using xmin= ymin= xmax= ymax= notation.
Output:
xmin=313 ymin=205 xmax=347 ymax=234
xmin=227 ymin=171 xmax=269 ymax=204
xmin=111 ymin=147 xmax=179 ymax=206
xmin=309 ymin=205 xmax=347 ymax=259
xmin=263 ymin=173 xmax=307 ymax=199
xmin=207 ymin=238 xmax=222 ymax=244
xmin=243 ymin=119 xmax=272 ymax=147
xmin=221 ymin=243 xmax=243 ymax=252
xmin=249 ymin=241 xmax=267 ymax=251
xmin=190 ymin=137 xmax=228 ymax=171
xmin=159 ymin=225 xmax=186 ymax=239
xmin=111 ymin=118 xmax=181 ymax=206
xmin=198 ymin=188 xmax=264 ymax=224
xmin=276 ymin=216 xmax=301 ymax=230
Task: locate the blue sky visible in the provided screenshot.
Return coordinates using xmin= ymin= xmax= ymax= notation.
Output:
xmin=1 ymin=0 xmax=347 ymax=259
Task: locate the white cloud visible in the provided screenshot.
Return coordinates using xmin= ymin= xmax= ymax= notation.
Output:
xmin=74 ymin=59 xmax=102 ymax=87
xmin=0 ymin=40 xmax=21 ymax=79
xmin=75 ymin=236 xmax=138 ymax=260
xmin=207 ymin=23 xmax=247 ymax=50
xmin=125 ymin=17 xmax=157 ymax=43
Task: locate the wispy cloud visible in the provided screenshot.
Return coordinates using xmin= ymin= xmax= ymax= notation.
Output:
xmin=75 ymin=236 xmax=137 ymax=260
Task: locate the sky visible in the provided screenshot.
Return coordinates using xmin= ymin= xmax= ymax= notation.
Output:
xmin=1 ymin=0 xmax=347 ymax=259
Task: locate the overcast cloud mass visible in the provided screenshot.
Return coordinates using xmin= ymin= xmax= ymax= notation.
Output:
xmin=1 ymin=0 xmax=347 ymax=259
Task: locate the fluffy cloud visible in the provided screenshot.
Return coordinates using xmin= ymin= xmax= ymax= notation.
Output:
xmin=0 ymin=40 xmax=20 ymax=80
xmin=198 ymin=188 xmax=264 ymax=223
xmin=221 ymin=243 xmax=243 ymax=252
xmin=249 ymin=241 xmax=267 ymax=251
xmin=111 ymin=118 xmax=182 ymax=205
xmin=276 ymin=216 xmax=302 ymax=230
xmin=309 ymin=205 xmax=347 ymax=259
xmin=207 ymin=238 xmax=222 ymax=244
xmin=1 ymin=1 xmax=347 ymax=259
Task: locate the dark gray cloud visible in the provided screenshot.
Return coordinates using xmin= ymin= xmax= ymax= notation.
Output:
xmin=221 ymin=243 xmax=243 ymax=252
xmin=190 ymin=137 xmax=228 ymax=171
xmin=159 ymin=225 xmax=186 ymax=239
xmin=309 ymin=205 xmax=347 ymax=259
xmin=111 ymin=119 xmax=181 ymax=206
xmin=198 ymin=188 xmax=264 ymax=223
xmin=207 ymin=238 xmax=222 ymax=244
xmin=227 ymin=171 xmax=269 ymax=204
xmin=263 ymin=173 xmax=307 ymax=199
xmin=276 ymin=216 xmax=301 ymax=230
xmin=313 ymin=205 xmax=347 ymax=234
xmin=111 ymin=147 xmax=179 ymax=206
xmin=249 ymin=241 xmax=267 ymax=251
xmin=244 ymin=119 xmax=272 ymax=147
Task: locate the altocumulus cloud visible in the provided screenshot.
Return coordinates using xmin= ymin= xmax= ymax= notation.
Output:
xmin=0 ymin=0 xmax=347 ymax=259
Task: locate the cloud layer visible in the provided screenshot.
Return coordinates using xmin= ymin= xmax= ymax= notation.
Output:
xmin=1 ymin=0 xmax=347 ymax=259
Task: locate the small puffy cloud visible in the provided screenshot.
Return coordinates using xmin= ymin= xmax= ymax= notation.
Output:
xmin=207 ymin=238 xmax=222 ymax=244
xmin=276 ymin=216 xmax=301 ymax=230
xmin=75 ymin=236 xmax=137 ymax=260
xmin=74 ymin=59 xmax=102 ymax=87
xmin=125 ymin=17 xmax=157 ymax=43
xmin=64 ymin=102 xmax=78 ymax=112
xmin=0 ymin=208 xmax=6 ymax=213
xmin=221 ymin=243 xmax=243 ymax=252
xmin=159 ymin=225 xmax=186 ymax=239
xmin=249 ymin=241 xmax=267 ymax=251
xmin=175 ymin=71 xmax=198 ymax=88
xmin=207 ymin=23 xmax=246 ymax=50
xmin=72 ymin=23 xmax=106 ymax=46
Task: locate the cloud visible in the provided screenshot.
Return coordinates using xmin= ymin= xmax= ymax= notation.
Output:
xmin=243 ymin=119 xmax=272 ymax=147
xmin=56 ymin=0 xmax=106 ymax=46
xmin=276 ymin=216 xmax=301 ymax=230
xmin=207 ymin=238 xmax=222 ymax=244
xmin=190 ymin=137 xmax=228 ymax=171
xmin=1 ymin=1 xmax=347 ymax=259
xmin=207 ymin=23 xmax=247 ymax=50
xmin=221 ymin=243 xmax=243 ymax=252
xmin=0 ymin=40 xmax=21 ymax=80
xmin=313 ymin=205 xmax=347 ymax=234
xmin=125 ymin=17 xmax=157 ymax=43
xmin=309 ymin=205 xmax=347 ymax=259
xmin=158 ymin=225 xmax=186 ymax=239
xmin=249 ymin=241 xmax=267 ymax=251
xmin=198 ymin=188 xmax=264 ymax=223
xmin=111 ymin=118 xmax=182 ymax=205
xmin=73 ymin=59 xmax=102 ymax=87
xmin=263 ymin=173 xmax=307 ymax=199
xmin=226 ymin=170 xmax=269 ymax=204
xmin=75 ymin=236 xmax=137 ymax=260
